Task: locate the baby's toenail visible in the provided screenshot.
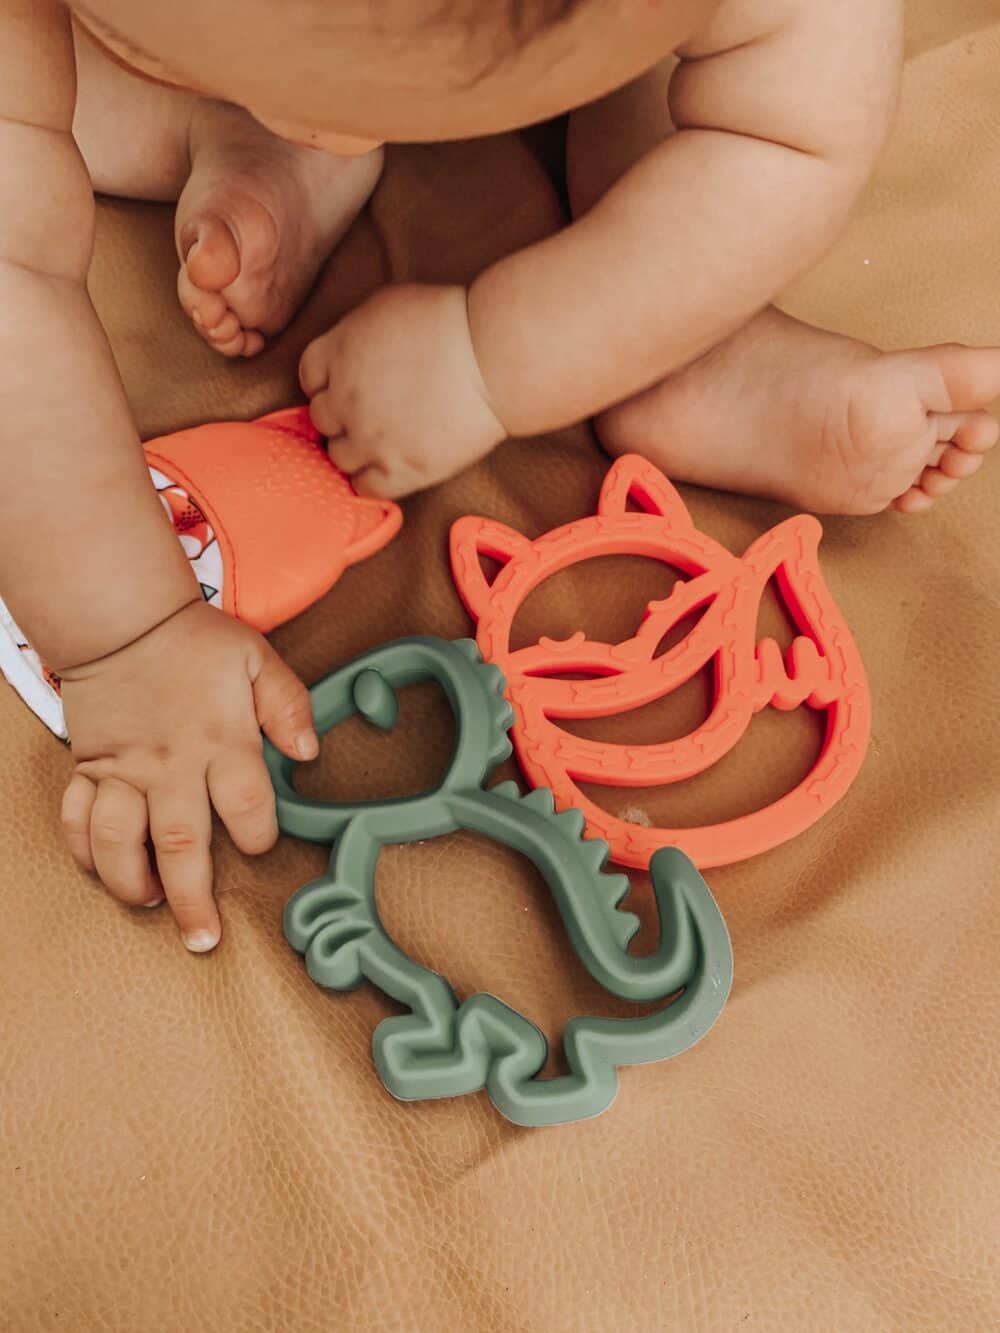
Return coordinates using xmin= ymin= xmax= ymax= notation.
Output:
xmin=142 ymin=896 xmax=165 ymax=909
xmin=192 ymin=310 xmax=203 ymax=327
xmin=183 ymin=929 xmax=220 ymax=954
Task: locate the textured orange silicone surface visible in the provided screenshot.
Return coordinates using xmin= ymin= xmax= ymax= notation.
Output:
xmin=451 ymin=455 xmax=871 ymax=869
xmin=145 ymin=406 xmax=401 ymax=633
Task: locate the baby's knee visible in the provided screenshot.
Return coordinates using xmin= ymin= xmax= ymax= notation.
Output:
xmin=594 ymin=397 xmax=643 ymax=460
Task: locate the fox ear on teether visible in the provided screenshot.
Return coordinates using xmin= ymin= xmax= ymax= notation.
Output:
xmin=450 ymin=516 xmax=533 ymax=624
xmin=345 ymin=496 xmax=403 ymax=566
xmin=597 ymin=453 xmax=694 ymax=528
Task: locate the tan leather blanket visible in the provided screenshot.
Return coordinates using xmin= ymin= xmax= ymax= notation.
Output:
xmin=4 ymin=4 xmax=999 ymax=1327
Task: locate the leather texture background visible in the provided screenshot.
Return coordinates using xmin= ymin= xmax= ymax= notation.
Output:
xmin=3 ymin=4 xmax=999 ymax=1327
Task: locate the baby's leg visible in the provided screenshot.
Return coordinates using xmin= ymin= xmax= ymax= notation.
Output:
xmin=73 ymin=23 xmax=197 ymax=201
xmin=567 ymin=28 xmax=1000 ymax=516
xmin=73 ymin=25 xmax=382 ymax=358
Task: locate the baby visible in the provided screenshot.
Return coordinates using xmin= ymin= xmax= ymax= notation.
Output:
xmin=3 ymin=0 xmax=998 ymax=953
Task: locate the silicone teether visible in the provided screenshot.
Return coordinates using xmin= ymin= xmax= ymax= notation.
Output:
xmin=265 ymin=636 xmax=733 ymax=1128
xmin=145 ymin=406 xmax=401 ymax=633
xmin=450 ymin=454 xmax=872 ymax=869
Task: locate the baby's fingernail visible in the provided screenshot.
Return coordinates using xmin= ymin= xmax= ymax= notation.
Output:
xmin=191 ymin=310 xmax=203 ymax=327
xmin=143 ymin=896 xmax=165 ymax=909
xmin=183 ymin=929 xmax=220 ymax=954
xmin=296 ymin=731 xmax=319 ymax=760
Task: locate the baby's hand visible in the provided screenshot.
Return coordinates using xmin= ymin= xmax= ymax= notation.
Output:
xmin=59 ymin=600 xmax=318 ymax=953
xmin=300 ymin=284 xmax=506 ymax=498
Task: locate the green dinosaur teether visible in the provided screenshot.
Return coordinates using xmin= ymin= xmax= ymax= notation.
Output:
xmin=265 ymin=637 xmax=733 ymax=1127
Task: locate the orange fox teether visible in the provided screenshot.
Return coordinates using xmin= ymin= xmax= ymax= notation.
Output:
xmin=450 ymin=455 xmax=871 ymax=870
xmin=145 ymin=406 xmax=401 ymax=633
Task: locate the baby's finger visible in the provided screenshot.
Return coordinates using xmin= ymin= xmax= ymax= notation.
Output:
xmin=299 ymin=337 xmax=332 ymax=397
xmin=326 ymin=433 xmax=370 ymax=477
xmin=148 ymin=780 xmax=219 ymax=953
xmin=307 ymin=390 xmax=344 ymax=441
xmin=251 ymin=644 xmax=318 ymax=762
xmin=207 ymin=747 xmax=279 ymax=857
xmin=61 ymin=772 xmax=98 ymax=872
xmin=352 ymin=463 xmax=401 ymax=500
xmin=90 ymin=777 xmax=161 ymax=907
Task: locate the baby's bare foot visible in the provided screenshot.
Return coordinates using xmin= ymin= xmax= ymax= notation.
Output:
xmin=175 ymin=104 xmax=383 ymax=357
xmin=598 ymin=308 xmax=1000 ymax=515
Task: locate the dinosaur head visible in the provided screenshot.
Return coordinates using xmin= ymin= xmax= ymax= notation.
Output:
xmin=265 ymin=636 xmax=514 ymax=844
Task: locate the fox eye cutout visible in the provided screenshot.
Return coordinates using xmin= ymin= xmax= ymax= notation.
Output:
xmin=509 ymin=554 xmax=689 ymax=655
xmin=649 ymin=605 xmax=712 ymax=661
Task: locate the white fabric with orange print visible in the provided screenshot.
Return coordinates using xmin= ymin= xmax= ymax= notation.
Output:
xmin=149 ymin=467 xmax=224 ymax=608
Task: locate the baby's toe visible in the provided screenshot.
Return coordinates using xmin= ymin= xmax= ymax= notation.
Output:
xmin=953 ymin=410 xmax=999 ymax=455
xmin=933 ymin=409 xmax=999 ymax=453
xmin=176 ymin=269 xmax=265 ymax=357
xmin=893 ymin=486 xmax=936 ymax=515
xmin=917 ymin=467 xmax=960 ymax=500
xmin=212 ymin=319 xmax=266 ymax=358
xmin=240 ymin=331 xmax=266 ymax=358
xmin=177 ymin=213 xmax=241 ymax=293
xmin=204 ymin=309 xmax=242 ymax=345
xmin=212 ymin=329 xmax=252 ymax=358
xmin=177 ymin=265 xmax=228 ymax=335
xmin=939 ymin=446 xmax=985 ymax=481
xmin=923 ymin=344 xmax=1000 ymax=415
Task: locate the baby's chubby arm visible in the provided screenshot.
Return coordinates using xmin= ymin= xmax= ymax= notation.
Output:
xmin=0 ymin=0 xmax=317 ymax=949
xmin=0 ymin=0 xmax=197 ymax=663
xmin=470 ymin=0 xmax=902 ymax=434
xmin=303 ymin=0 xmax=901 ymax=495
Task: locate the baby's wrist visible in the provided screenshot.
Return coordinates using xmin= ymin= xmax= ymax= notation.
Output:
xmin=53 ymin=585 xmax=202 ymax=678
xmin=465 ymin=269 xmax=558 ymax=439
xmin=452 ymin=286 xmax=509 ymax=443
